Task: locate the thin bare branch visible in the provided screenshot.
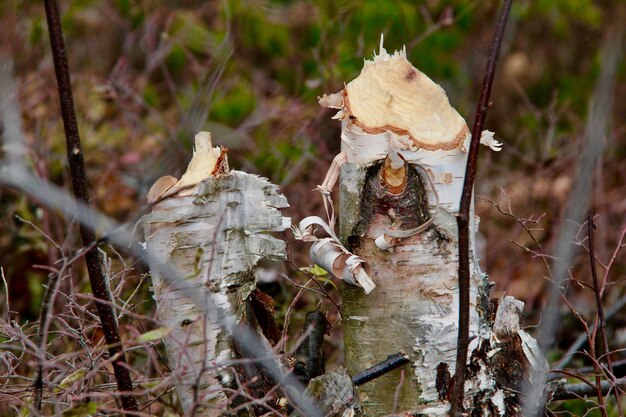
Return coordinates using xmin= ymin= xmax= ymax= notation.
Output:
xmin=588 ymin=210 xmax=621 ymax=414
xmin=449 ymin=1 xmax=513 ymax=415
xmin=43 ymin=0 xmax=137 ymax=411
xmin=551 ymin=379 xmax=626 ymax=401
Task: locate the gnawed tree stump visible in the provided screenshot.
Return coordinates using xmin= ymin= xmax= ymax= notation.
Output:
xmin=142 ymin=132 xmax=290 ymax=416
xmin=318 ymin=43 xmax=546 ymax=416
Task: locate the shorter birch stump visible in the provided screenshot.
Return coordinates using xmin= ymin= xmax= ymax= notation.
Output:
xmin=143 ymin=132 xmax=291 ymax=416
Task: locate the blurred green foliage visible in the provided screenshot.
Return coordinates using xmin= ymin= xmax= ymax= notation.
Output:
xmin=0 ymin=0 xmax=624 ymax=414
xmin=0 ymin=0 xmax=622 ymax=329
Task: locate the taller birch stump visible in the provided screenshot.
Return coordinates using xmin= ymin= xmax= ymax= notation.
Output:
xmin=142 ymin=132 xmax=290 ymax=416
xmin=319 ymin=45 xmax=546 ymax=415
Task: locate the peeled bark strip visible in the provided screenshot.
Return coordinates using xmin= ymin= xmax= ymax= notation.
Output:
xmin=142 ymin=132 xmax=290 ymax=416
xmin=320 ymin=43 xmax=546 ymax=415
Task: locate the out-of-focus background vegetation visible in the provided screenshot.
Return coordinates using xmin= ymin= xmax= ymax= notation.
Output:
xmin=1 ymin=0 xmax=624 ymax=415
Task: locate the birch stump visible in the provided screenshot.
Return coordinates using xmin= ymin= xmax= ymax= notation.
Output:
xmin=142 ymin=132 xmax=290 ymax=416
xmin=319 ymin=44 xmax=547 ymax=415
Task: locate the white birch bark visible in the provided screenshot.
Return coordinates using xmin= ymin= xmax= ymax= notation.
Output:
xmin=142 ymin=132 xmax=290 ymax=416
xmin=318 ymin=42 xmax=546 ymax=416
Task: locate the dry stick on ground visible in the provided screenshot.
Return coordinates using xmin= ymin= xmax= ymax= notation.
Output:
xmin=448 ymin=0 xmax=512 ymax=415
xmin=547 ymin=363 xmax=626 ymax=408
xmin=42 ymin=0 xmax=137 ymax=412
xmin=552 ymin=380 xmax=626 ymax=402
xmin=552 ymin=359 xmax=626 ymax=383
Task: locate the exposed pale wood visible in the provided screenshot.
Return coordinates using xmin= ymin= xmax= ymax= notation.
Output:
xmin=320 ymin=44 xmax=468 ymax=152
xmin=381 ymin=156 xmax=407 ymax=194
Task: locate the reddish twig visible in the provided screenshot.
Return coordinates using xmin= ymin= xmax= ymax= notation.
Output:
xmin=588 ymin=211 xmax=610 ymax=364
xmin=391 ymin=369 xmax=405 ymax=415
xmin=476 ymin=191 xmax=552 ymax=278
xmin=588 ymin=210 xmax=621 ymax=415
xmin=449 ymin=1 xmax=513 ymax=416
xmin=599 ymin=225 xmax=626 ymax=285
xmin=43 ymin=0 xmax=137 ymax=413
xmin=280 ymin=277 xmax=315 ymax=353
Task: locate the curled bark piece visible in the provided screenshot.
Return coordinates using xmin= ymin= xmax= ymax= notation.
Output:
xmin=479 ymin=130 xmax=503 ymax=152
xmin=294 ymin=216 xmax=376 ymax=294
xmin=146 ymin=175 xmax=178 ymax=204
xmin=316 ymin=151 xmax=348 ymax=229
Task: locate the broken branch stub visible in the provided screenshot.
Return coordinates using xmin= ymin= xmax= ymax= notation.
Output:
xmin=142 ymin=132 xmax=290 ymax=416
xmin=318 ymin=40 xmax=544 ymax=416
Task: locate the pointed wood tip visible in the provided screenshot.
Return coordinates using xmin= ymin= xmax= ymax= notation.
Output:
xmin=147 ymin=131 xmax=230 ymax=202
